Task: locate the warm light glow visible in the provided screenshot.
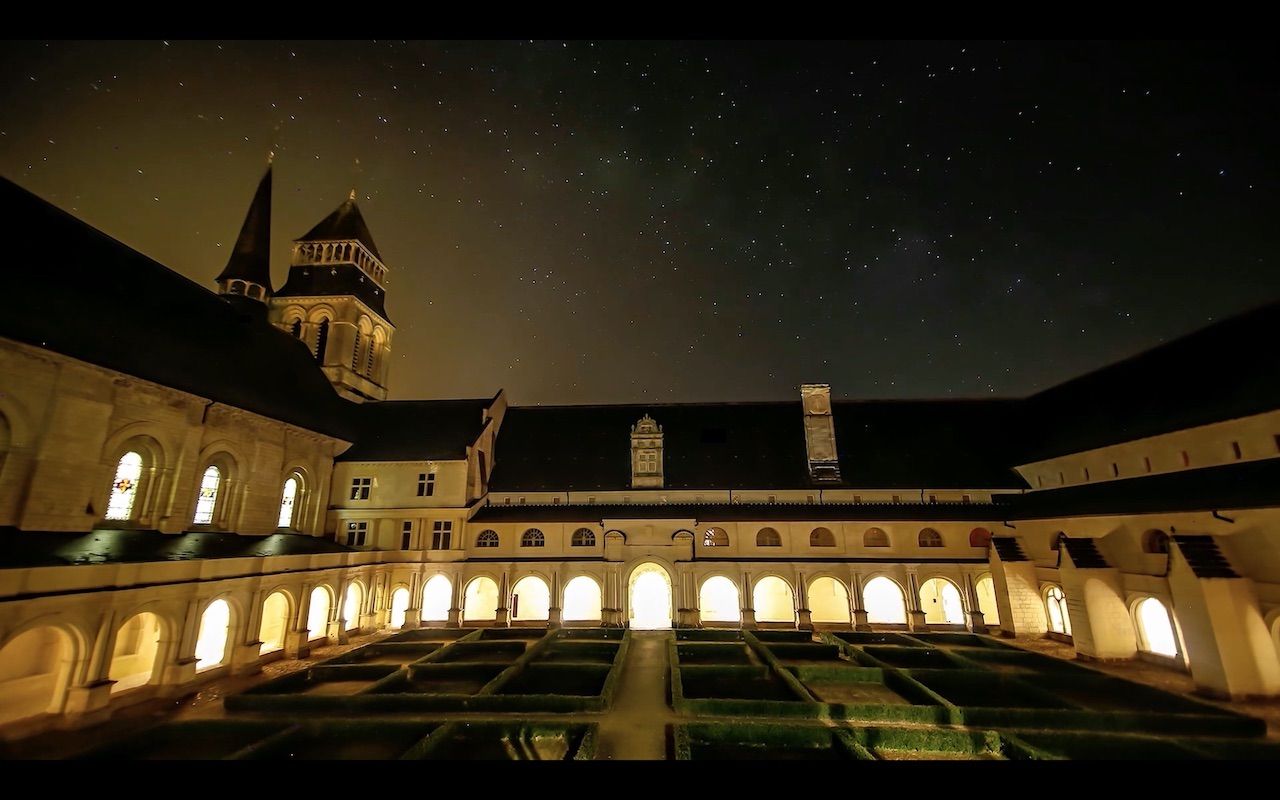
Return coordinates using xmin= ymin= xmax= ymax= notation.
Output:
xmin=421 ymin=574 xmax=452 ymax=621
xmin=389 ymin=587 xmax=410 ymax=629
xmin=919 ymin=578 xmax=965 ymax=625
xmin=629 ymin=563 xmax=672 ymax=629
xmin=195 ymin=599 xmax=230 ymax=670
xmin=307 ymin=586 xmax=331 ymax=641
xmin=106 ymin=451 xmax=143 ymax=520
xmin=1136 ymin=597 xmax=1178 ymax=657
xmin=753 ymin=576 xmax=795 ymax=623
xmin=0 ymin=627 xmax=70 ymax=725
xmin=463 ymin=577 xmax=499 ymax=621
xmin=563 ymin=576 xmax=602 ymax=621
xmin=1045 ymin=586 xmax=1071 ymax=636
xmin=698 ymin=576 xmax=740 ymax=623
xmin=343 ymin=582 xmax=363 ymax=631
xmin=277 ymin=477 xmax=298 ymax=528
xmin=512 ymin=576 xmax=550 ymax=621
xmin=192 ymin=465 xmax=221 ymax=525
xmin=259 ymin=592 xmax=289 ymax=654
xmin=864 ymin=577 xmax=907 ymax=624
xmin=108 ymin=613 xmax=161 ymax=693
xmin=808 ymin=577 xmax=850 ymax=623
xmin=974 ymin=575 xmax=1000 ymax=625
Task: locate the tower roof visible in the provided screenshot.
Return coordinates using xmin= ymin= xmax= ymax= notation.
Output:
xmin=214 ymin=164 xmax=273 ymax=288
xmin=298 ymin=192 xmax=383 ymax=260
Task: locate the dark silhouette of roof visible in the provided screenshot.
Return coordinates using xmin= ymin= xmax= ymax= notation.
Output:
xmin=470 ymin=501 xmax=1004 ymax=523
xmin=213 ymin=164 xmax=273 ymax=290
xmin=338 ymin=398 xmax=494 ymax=461
xmin=0 ymin=176 xmax=357 ymax=441
xmin=298 ymin=194 xmax=383 ymax=260
xmin=486 ymin=400 xmax=1026 ymax=492
xmin=1061 ymin=537 xmax=1110 ymax=569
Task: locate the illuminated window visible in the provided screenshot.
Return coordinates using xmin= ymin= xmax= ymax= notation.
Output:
xmin=863 ymin=527 xmax=889 ymax=547
xmin=521 ymin=528 xmax=545 ymax=548
xmin=417 ymin=472 xmax=436 ymax=497
xmin=809 ymin=527 xmax=836 ymax=547
xmin=195 ymin=599 xmax=231 ymax=671
xmin=350 ymin=477 xmax=371 ymax=500
xmin=476 ymin=529 xmax=499 ymax=548
xmin=918 ymin=528 xmax=943 ymax=548
xmin=756 ymin=527 xmax=782 ymax=547
xmin=307 ymin=586 xmax=331 ymax=641
xmin=192 ymin=466 xmax=221 ymax=525
xmin=431 ymin=521 xmax=453 ymax=550
xmin=389 ymin=587 xmax=410 ymax=629
xmin=277 ymin=477 xmax=298 ymax=528
xmin=1135 ymin=597 xmax=1178 ymax=657
xmin=343 ymin=582 xmax=363 ymax=631
xmin=345 ymin=521 xmax=367 ymax=547
xmin=106 ymin=451 xmax=144 ymax=521
xmin=571 ymin=528 xmax=596 ymax=547
xmin=1045 ymin=585 xmax=1072 ymax=636
xmin=703 ymin=527 xmax=729 ymax=547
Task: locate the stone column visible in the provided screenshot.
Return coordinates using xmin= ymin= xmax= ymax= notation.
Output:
xmin=231 ymin=589 xmax=266 ymax=675
xmin=548 ymin=569 xmax=563 ymax=628
xmin=849 ymin=571 xmax=871 ymax=631
xmin=159 ymin=598 xmax=201 ymax=694
xmin=327 ymin=581 xmax=350 ymax=645
xmin=603 ymin=564 xmax=623 ymax=627
xmin=402 ymin=572 xmax=423 ymax=630
xmin=740 ymin=571 xmax=757 ymax=629
xmin=905 ymin=571 xmax=928 ymax=631
xmin=963 ymin=573 xmax=987 ymax=633
xmin=285 ymin=583 xmax=313 ymax=658
xmin=676 ymin=567 xmax=699 ymax=628
xmin=447 ymin=571 xmax=464 ymax=628
xmin=358 ymin=574 xmax=379 ymax=632
xmin=63 ymin=609 xmax=116 ymax=719
xmin=495 ymin=570 xmax=511 ymax=627
xmin=795 ymin=571 xmax=813 ymax=631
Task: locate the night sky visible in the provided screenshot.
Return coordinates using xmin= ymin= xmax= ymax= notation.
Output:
xmin=2 ymin=40 xmax=1277 ymax=405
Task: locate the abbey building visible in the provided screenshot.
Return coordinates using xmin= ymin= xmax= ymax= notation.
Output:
xmin=1 ymin=166 xmax=1279 ymax=735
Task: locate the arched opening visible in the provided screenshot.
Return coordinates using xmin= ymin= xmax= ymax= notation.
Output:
xmin=192 ymin=465 xmax=222 ymax=525
xmin=0 ymin=626 xmax=73 ymax=725
xmin=195 ymin=599 xmax=231 ymax=671
xmin=1135 ymin=597 xmax=1179 ymax=657
xmin=918 ymin=528 xmax=944 ymax=548
xmin=521 ymin=529 xmax=545 ymax=548
xmin=421 ymin=574 xmax=452 ymax=622
xmin=698 ymin=576 xmax=741 ymax=624
xmin=563 ymin=576 xmax=602 ymax=621
xmin=389 ymin=587 xmax=411 ymax=629
xmin=628 ymin=563 xmax=673 ymax=630
xmin=307 ymin=586 xmax=332 ymax=641
xmin=511 ymin=576 xmax=551 ymax=622
xmin=753 ymin=576 xmax=796 ymax=624
xmin=969 ymin=527 xmax=993 ymax=548
xmin=863 ymin=577 xmax=908 ymax=625
xmin=571 ymin=528 xmax=596 ymax=547
xmin=343 ymin=582 xmax=364 ymax=631
xmin=463 ymin=577 xmax=499 ymax=622
xmin=108 ymin=612 xmax=162 ymax=693
xmin=1142 ymin=529 xmax=1171 ymax=555
xmin=278 ymin=476 xmax=299 ymax=528
xmin=1045 ymin=585 xmax=1072 ymax=636
xmin=105 ymin=451 xmax=144 ymax=521
xmin=863 ymin=527 xmax=889 ymax=548
xmin=974 ymin=575 xmax=1000 ymax=625
xmin=756 ymin=527 xmax=782 ymax=547
xmin=476 ymin=530 xmax=499 ymax=548
xmin=259 ymin=592 xmax=290 ymax=655
xmin=809 ymin=577 xmax=850 ymax=624
xmin=703 ymin=527 xmax=729 ymax=547
xmin=919 ymin=578 xmax=965 ymax=625
xmin=810 ymin=527 xmax=836 ymax=547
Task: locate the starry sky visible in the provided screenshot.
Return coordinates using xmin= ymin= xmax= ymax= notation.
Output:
xmin=2 ymin=40 xmax=1277 ymax=405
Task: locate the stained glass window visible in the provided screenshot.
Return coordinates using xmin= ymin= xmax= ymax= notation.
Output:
xmin=278 ymin=477 xmax=298 ymax=528
xmin=106 ymin=451 xmax=143 ymax=520
xmin=193 ymin=466 xmax=221 ymax=525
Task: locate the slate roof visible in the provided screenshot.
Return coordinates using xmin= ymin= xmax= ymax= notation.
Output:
xmin=337 ymin=398 xmax=495 ymax=462
xmin=0 ymin=177 xmax=358 ymax=441
xmin=469 ymin=501 xmax=1005 ymax=523
xmin=486 ymin=400 xmax=1026 ymax=492
xmin=213 ymin=164 xmax=273 ymax=289
xmin=298 ymin=196 xmax=383 ymax=260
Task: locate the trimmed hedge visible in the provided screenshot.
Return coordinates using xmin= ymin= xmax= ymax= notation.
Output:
xmin=414 ymin=721 xmax=597 ymax=760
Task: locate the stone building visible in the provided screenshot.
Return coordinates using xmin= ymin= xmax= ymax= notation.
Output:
xmin=1 ymin=168 xmax=1278 ymax=736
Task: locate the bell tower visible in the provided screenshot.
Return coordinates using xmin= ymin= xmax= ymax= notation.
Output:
xmin=630 ymin=414 xmax=664 ymax=488
xmin=268 ymin=190 xmax=395 ymax=402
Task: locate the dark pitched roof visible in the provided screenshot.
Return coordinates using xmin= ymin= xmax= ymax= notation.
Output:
xmin=214 ymin=164 xmax=273 ymax=289
xmin=1021 ymin=301 xmax=1280 ymax=462
xmin=338 ymin=398 xmax=494 ymax=462
xmin=991 ymin=536 xmax=1029 ymax=562
xmin=298 ymin=195 xmax=383 ymax=260
xmin=0 ymin=527 xmax=351 ymax=570
xmin=469 ymin=501 xmax=1003 ymax=523
xmin=1006 ymin=457 xmax=1280 ymax=519
xmin=487 ymin=400 xmax=1026 ymax=493
xmin=1060 ymin=537 xmax=1110 ymax=569
xmin=0 ymin=177 xmax=357 ymax=440
xmin=1172 ymin=535 xmax=1240 ymax=578
xmin=274 ymin=263 xmax=390 ymax=321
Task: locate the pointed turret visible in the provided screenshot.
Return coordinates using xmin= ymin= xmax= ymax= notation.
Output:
xmin=298 ymin=190 xmax=383 ymax=261
xmin=215 ymin=160 xmax=274 ymax=302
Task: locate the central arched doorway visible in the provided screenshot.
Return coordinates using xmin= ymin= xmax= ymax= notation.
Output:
xmin=628 ymin=562 xmax=673 ymax=629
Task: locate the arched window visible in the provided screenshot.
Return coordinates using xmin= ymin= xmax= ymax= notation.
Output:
xmin=229 ymin=281 xmax=245 ymax=295
xmin=192 ymin=465 xmax=221 ymax=525
xmin=343 ymin=582 xmax=363 ymax=631
xmin=974 ymin=575 xmax=1000 ymax=625
xmin=476 ymin=529 xmax=499 ymax=548
xmin=290 ymin=319 xmax=302 ymax=339
xmin=277 ymin=476 xmax=299 ymax=528
xmin=521 ymin=528 xmax=545 ymax=548
xmin=810 ymin=527 xmax=836 ymax=547
xmin=106 ymin=451 xmax=144 ymax=521
xmin=315 ymin=319 xmax=330 ymax=363
xmin=195 ymin=599 xmax=231 ymax=671
xmin=571 ymin=528 xmax=596 ymax=547
xmin=918 ymin=528 xmax=944 ymax=548
xmin=1135 ymin=597 xmax=1179 ymax=657
xmin=969 ymin=527 xmax=992 ymax=548
xmin=1142 ymin=529 xmax=1170 ymax=555
xmin=756 ymin=527 xmax=782 ymax=547
xmin=863 ymin=527 xmax=889 ymax=547
xmin=246 ymin=284 xmax=262 ymax=300
xmin=1045 ymin=586 xmax=1072 ymax=636
xmin=703 ymin=527 xmax=729 ymax=547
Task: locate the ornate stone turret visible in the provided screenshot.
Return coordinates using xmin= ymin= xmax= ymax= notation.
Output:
xmin=801 ymin=384 xmax=841 ymax=481
xmin=215 ymin=159 xmax=274 ymax=303
xmin=630 ymin=414 xmax=664 ymax=488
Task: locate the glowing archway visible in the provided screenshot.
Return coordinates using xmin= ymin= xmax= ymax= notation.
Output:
xmin=422 ymin=574 xmax=452 ymax=622
xmin=343 ymin=582 xmax=364 ymax=631
xmin=463 ymin=577 xmax=499 ymax=622
xmin=809 ymin=577 xmax=851 ymax=624
xmin=563 ymin=576 xmax=603 ymax=621
xmin=974 ymin=575 xmax=1000 ymax=625
xmin=195 ymin=599 xmax=231 ymax=670
xmin=699 ymin=576 xmax=741 ymax=624
xmin=307 ymin=586 xmax=332 ymax=641
xmin=259 ymin=592 xmax=290 ymax=654
xmin=0 ymin=626 xmax=74 ymax=724
xmin=863 ymin=577 xmax=908 ymax=625
xmin=109 ymin=612 xmax=162 ymax=692
xmin=753 ymin=576 xmax=796 ymax=623
xmin=512 ymin=576 xmax=551 ymax=621
xmin=389 ymin=587 xmax=411 ymax=629
xmin=628 ymin=562 xmax=673 ymax=629
xmin=919 ymin=578 xmax=965 ymax=625
xmin=1136 ymin=597 xmax=1178 ymax=657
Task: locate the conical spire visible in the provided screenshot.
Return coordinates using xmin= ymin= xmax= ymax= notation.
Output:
xmin=298 ymin=192 xmax=383 ymax=261
xmin=215 ymin=162 xmax=274 ymax=291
